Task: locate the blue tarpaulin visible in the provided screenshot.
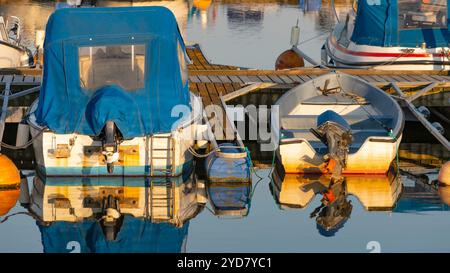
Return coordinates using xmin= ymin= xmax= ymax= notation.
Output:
xmin=38 ymin=216 xmax=189 ymax=253
xmin=351 ymin=0 xmax=450 ymax=47
xmin=35 ymin=7 xmax=190 ymax=138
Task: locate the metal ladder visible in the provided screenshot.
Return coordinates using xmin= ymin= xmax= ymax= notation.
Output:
xmin=149 ymin=178 xmax=175 ymax=222
xmin=149 ymin=135 xmax=176 ymax=176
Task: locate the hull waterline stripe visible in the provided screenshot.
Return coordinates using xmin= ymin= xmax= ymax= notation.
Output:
xmin=329 ymin=36 xmax=446 ymax=58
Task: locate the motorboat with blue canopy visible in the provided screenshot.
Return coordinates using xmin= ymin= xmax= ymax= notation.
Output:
xmin=323 ymin=0 xmax=450 ymax=70
xmin=27 ymin=6 xmax=205 ymax=177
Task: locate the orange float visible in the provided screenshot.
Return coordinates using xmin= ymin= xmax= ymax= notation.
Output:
xmin=0 ymin=154 xmax=20 ymax=187
xmin=193 ymin=0 xmax=212 ymax=11
xmin=0 ymin=154 xmax=20 ymax=216
xmin=0 ymin=188 xmax=20 ymax=216
xmin=275 ymin=49 xmax=305 ymax=70
xmin=438 ymin=185 xmax=450 ymax=206
xmin=438 ymin=161 xmax=450 ymax=185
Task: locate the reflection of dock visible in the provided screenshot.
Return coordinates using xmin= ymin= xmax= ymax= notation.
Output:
xmin=0 ymin=44 xmax=449 ymax=168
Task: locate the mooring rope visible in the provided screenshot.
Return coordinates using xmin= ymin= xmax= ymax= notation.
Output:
xmin=0 ymin=211 xmax=35 ymax=224
xmin=187 ymin=146 xmax=219 ymax=158
xmin=370 ymin=48 xmax=416 ymax=69
xmin=334 ymin=75 xmax=393 ymax=133
xmin=0 ymin=127 xmax=46 ymax=150
xmin=388 ymin=129 xmax=400 ymax=177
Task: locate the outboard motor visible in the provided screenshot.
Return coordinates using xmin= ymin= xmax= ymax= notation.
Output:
xmin=100 ymin=194 xmax=122 ymax=242
xmin=310 ymin=110 xmax=353 ymax=178
xmin=102 ymin=121 xmax=120 ymax=174
xmin=310 ymin=178 xmax=352 ymax=237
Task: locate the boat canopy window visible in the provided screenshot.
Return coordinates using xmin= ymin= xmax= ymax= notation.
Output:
xmin=79 ymin=44 xmax=146 ymax=91
xmin=398 ymin=0 xmax=447 ymax=29
xmin=35 ymin=7 xmax=191 ymax=138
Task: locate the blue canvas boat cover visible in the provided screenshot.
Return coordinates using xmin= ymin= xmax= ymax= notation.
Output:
xmin=35 ymin=7 xmax=190 ymax=138
xmin=351 ymin=0 xmax=450 ymax=47
xmin=38 ymin=216 xmax=189 ymax=253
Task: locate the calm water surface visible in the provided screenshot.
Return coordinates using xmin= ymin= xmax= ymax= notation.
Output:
xmin=0 ymin=0 xmax=449 ymax=253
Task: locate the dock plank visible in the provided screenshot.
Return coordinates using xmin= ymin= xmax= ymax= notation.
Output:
xmin=267 ymin=74 xmax=285 ymax=84
xmin=218 ymin=75 xmax=232 ymax=83
xmin=207 ymin=75 xmax=221 ymax=83
xmin=279 ymin=75 xmax=294 ymax=84
xmin=196 ymin=83 xmax=212 ymax=106
xmin=257 ymin=75 xmax=272 ymax=82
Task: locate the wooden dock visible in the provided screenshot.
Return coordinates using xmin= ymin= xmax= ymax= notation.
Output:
xmin=0 ymin=44 xmax=449 ymax=168
xmin=1 ymin=43 xmax=450 ymax=109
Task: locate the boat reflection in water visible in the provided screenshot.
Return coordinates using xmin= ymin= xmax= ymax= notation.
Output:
xmin=298 ymin=0 xmax=322 ymax=13
xmin=271 ymin=165 xmax=403 ymax=236
xmin=27 ymin=171 xmax=207 ymax=253
xmin=207 ymin=181 xmax=252 ymax=217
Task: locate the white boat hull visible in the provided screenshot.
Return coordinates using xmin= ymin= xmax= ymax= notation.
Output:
xmin=28 ymin=93 xmax=205 ymax=177
xmin=278 ymin=134 xmax=402 ymax=174
xmin=323 ymin=11 xmax=450 ymax=70
xmin=0 ymin=42 xmax=29 ymax=68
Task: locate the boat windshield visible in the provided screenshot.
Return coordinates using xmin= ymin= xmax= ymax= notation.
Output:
xmin=398 ymin=0 xmax=447 ymax=29
xmin=79 ymin=44 xmax=146 ymax=91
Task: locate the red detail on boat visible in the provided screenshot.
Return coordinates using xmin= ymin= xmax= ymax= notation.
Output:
xmin=330 ymin=37 xmax=446 ymax=58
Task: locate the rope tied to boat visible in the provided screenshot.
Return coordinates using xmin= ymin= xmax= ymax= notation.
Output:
xmin=371 ymin=48 xmax=416 ymax=69
xmin=187 ymin=144 xmax=247 ymax=158
xmin=187 ymin=146 xmax=219 ymax=158
xmin=334 ymin=75 xmax=394 ymax=134
xmin=388 ymin=129 xmax=400 ymax=176
xmin=0 ymin=127 xmax=46 ymax=150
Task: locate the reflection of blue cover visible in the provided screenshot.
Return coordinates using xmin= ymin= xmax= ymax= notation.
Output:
xmin=39 ymin=216 xmax=189 ymax=253
xmin=36 ymin=7 xmax=190 ymax=138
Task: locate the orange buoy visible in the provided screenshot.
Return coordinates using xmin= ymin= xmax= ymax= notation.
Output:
xmin=0 ymin=154 xmax=20 ymax=187
xmin=193 ymin=0 xmax=212 ymax=11
xmin=0 ymin=155 xmax=21 ymax=216
xmin=0 ymin=188 xmax=20 ymax=216
xmin=438 ymin=185 xmax=450 ymax=206
xmin=438 ymin=161 xmax=450 ymax=185
xmin=275 ymin=49 xmax=304 ymax=70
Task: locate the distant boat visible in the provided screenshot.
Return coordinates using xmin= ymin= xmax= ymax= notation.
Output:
xmin=323 ymin=0 xmax=450 ymax=70
xmin=0 ymin=16 xmax=32 ymax=68
xmin=27 ymin=7 xmax=205 ymax=177
xmin=273 ymin=72 xmax=404 ymax=174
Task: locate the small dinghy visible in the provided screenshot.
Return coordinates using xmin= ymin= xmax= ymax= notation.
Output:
xmin=27 ymin=7 xmax=204 ymax=177
xmin=273 ymin=72 xmax=404 ymax=174
xmin=0 ymin=16 xmax=32 ymax=68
